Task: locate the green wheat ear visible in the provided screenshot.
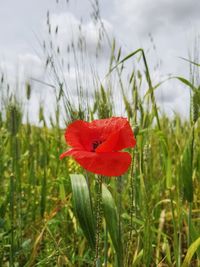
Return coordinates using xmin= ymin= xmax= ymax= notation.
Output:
xmin=6 ymin=101 xmax=22 ymax=135
xmin=191 ymin=90 xmax=199 ymax=124
xmin=25 ymin=81 xmax=32 ymax=100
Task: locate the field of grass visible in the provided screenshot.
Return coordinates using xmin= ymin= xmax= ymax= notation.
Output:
xmin=1 ymin=4 xmax=200 ymax=266
xmin=1 ymin=57 xmax=200 ymax=267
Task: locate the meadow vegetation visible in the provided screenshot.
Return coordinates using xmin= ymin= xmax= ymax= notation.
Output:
xmin=0 ymin=1 xmax=200 ymax=266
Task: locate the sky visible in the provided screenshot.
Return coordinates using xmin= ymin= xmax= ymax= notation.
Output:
xmin=0 ymin=0 xmax=200 ymax=123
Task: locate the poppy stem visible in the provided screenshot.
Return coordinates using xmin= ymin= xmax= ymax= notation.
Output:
xmin=117 ymin=176 xmax=123 ymax=266
xmin=103 ymin=224 xmax=108 ymax=267
xmin=94 ymin=175 xmax=103 ymax=267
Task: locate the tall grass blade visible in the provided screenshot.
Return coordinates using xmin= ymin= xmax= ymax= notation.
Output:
xmin=181 ymin=237 xmax=200 ymax=267
xmin=179 ymin=57 xmax=200 ymax=67
xmin=102 ymin=184 xmax=123 ymax=267
xmin=174 ymin=76 xmax=198 ymax=92
xmin=181 ymin=130 xmax=193 ymax=203
xmin=70 ymin=174 xmax=95 ymax=249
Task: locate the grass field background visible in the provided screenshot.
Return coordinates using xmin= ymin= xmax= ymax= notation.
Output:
xmin=0 ymin=2 xmax=200 ymax=266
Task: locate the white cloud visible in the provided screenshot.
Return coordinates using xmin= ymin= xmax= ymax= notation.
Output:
xmin=0 ymin=0 xmax=199 ymax=121
xmin=18 ymin=53 xmax=43 ymax=78
xmin=45 ymin=12 xmax=113 ymax=58
xmin=112 ymin=0 xmax=200 ymax=36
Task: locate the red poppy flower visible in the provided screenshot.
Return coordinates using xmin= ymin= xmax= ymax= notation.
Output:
xmin=60 ymin=117 xmax=136 ymax=176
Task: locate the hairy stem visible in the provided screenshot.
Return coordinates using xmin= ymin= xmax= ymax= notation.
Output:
xmin=94 ymin=175 xmax=103 ymax=267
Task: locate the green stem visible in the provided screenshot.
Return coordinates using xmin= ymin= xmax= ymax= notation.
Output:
xmin=9 ymin=174 xmax=14 ymax=267
xmin=104 ymin=224 xmax=108 ymax=267
xmin=188 ymin=202 xmax=192 ymax=247
xmin=94 ymin=175 xmax=103 ymax=267
xmin=117 ymin=176 xmax=123 ymax=267
xmin=188 ymin=125 xmax=194 ymax=246
xmin=169 ymin=189 xmax=180 ymax=267
xmin=141 ymin=50 xmax=161 ymax=130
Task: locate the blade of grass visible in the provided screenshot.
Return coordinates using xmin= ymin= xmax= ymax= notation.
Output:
xmin=182 ymin=237 xmax=200 ymax=267
xmin=102 ymin=183 xmax=123 ymax=267
xmin=70 ymin=174 xmax=95 ymax=249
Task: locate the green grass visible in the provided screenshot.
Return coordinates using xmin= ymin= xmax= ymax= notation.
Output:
xmin=0 ymin=71 xmax=200 ymax=266
xmin=0 ymin=8 xmax=200 ymax=265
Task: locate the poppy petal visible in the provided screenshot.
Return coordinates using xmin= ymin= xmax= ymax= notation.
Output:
xmin=66 ymin=149 xmax=132 ymax=176
xmin=95 ymin=117 xmax=136 ymax=152
xmin=95 ymin=131 xmax=119 ymax=152
xmin=113 ymin=122 xmax=136 ymax=151
xmin=91 ymin=117 xmax=125 ymax=138
xmin=65 ymin=120 xmax=99 ymax=151
xmin=60 ymin=148 xmax=76 ymax=159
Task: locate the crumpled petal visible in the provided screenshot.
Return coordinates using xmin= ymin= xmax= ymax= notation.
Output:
xmin=63 ymin=148 xmax=132 ymax=176
xmin=65 ymin=120 xmax=98 ymax=151
xmin=60 ymin=148 xmax=76 ymax=159
xmin=95 ymin=117 xmax=136 ymax=152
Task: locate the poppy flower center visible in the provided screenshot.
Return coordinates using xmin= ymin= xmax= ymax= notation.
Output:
xmin=91 ymin=140 xmax=103 ymax=152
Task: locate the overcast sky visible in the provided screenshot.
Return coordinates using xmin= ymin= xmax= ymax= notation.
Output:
xmin=0 ymin=0 xmax=200 ymax=123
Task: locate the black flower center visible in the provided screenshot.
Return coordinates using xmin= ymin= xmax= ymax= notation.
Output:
xmin=92 ymin=140 xmax=102 ymax=152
